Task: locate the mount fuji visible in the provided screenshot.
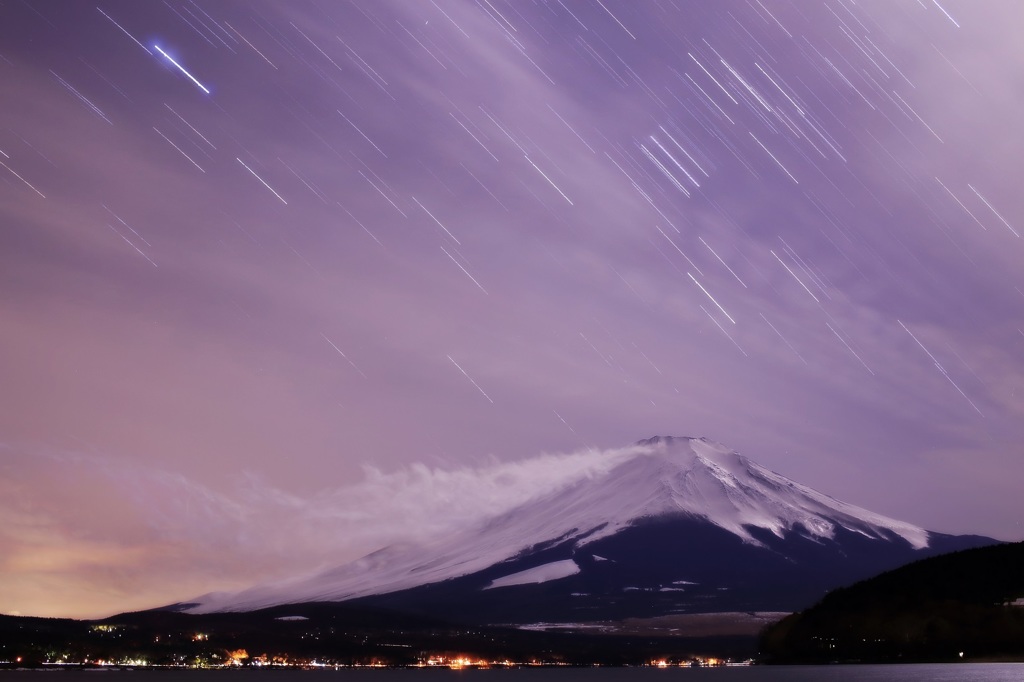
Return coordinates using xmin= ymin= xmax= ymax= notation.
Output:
xmin=184 ymin=437 xmax=995 ymax=624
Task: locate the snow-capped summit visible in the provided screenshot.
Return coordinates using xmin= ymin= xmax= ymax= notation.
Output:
xmin=185 ymin=437 xmax=993 ymax=621
xmin=622 ymin=435 xmax=928 ymax=548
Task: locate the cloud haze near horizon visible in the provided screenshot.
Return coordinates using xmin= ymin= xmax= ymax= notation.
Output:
xmin=0 ymin=434 xmax=1018 ymax=618
xmin=0 ymin=444 xmax=641 ymax=618
xmin=1 ymin=0 xmax=1023 ymax=617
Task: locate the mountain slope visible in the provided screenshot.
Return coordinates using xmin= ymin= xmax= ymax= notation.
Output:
xmin=187 ymin=437 xmax=996 ymax=622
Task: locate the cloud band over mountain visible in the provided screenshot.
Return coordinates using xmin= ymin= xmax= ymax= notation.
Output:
xmin=0 ymin=443 xmax=639 ymax=617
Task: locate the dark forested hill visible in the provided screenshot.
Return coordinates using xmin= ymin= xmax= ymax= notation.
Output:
xmin=760 ymin=541 xmax=1024 ymax=663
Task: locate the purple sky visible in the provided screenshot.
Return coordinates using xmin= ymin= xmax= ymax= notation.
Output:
xmin=2 ymin=0 xmax=1023 ymax=618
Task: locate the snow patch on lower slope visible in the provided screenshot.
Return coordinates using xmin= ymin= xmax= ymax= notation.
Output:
xmin=485 ymin=560 xmax=580 ymax=589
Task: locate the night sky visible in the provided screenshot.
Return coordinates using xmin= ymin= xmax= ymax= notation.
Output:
xmin=2 ymin=0 xmax=1023 ymax=618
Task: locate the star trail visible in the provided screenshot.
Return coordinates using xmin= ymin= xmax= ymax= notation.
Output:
xmin=0 ymin=0 xmax=1022 ymax=618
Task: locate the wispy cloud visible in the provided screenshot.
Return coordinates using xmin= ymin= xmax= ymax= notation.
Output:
xmin=0 ymin=443 xmax=637 ymax=618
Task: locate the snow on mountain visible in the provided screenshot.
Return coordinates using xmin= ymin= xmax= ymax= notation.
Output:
xmin=187 ymin=436 xmax=928 ymax=613
xmin=485 ymin=560 xmax=580 ymax=590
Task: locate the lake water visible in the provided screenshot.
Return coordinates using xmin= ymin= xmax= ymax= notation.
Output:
xmin=4 ymin=666 xmax=1024 ymax=682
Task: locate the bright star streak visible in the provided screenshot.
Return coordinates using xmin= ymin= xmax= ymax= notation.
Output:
xmin=552 ymin=410 xmax=577 ymax=434
xmin=688 ymin=272 xmax=735 ymax=324
xmin=547 ymin=104 xmax=595 ymax=153
xmin=338 ymin=110 xmax=388 ymax=158
xmin=750 ymin=133 xmax=799 ymax=184
xmin=430 ymin=0 xmax=472 ymax=39
xmin=935 ymin=177 xmax=985 ymax=231
xmin=578 ymin=332 xmax=611 ymax=366
xmin=440 ymin=245 xmax=488 ymax=295
xmin=699 ymin=236 xmax=747 ymax=287
xmin=754 ymin=63 xmax=804 ymax=115
xmin=236 ymin=157 xmax=288 ymax=204
xmin=102 ymin=204 xmax=151 ymax=246
xmin=595 ymin=0 xmax=635 ymax=39
xmin=224 ymin=21 xmax=277 ymax=69
xmin=165 ymin=104 xmax=216 ymax=149
xmin=654 ymin=224 xmax=703 ymax=275
xmin=640 ymin=143 xmax=691 ymax=197
xmin=321 ymin=333 xmax=367 ymax=378
xmin=658 ymin=125 xmax=709 ymax=176
xmin=633 ymin=342 xmax=663 ymax=374
xmin=153 ymin=127 xmax=205 ymax=173
xmin=449 ymin=112 xmax=499 ymax=161
xmin=683 ymin=72 xmax=735 ymax=124
xmin=891 ymin=91 xmax=943 ymax=143
xmin=97 ymin=7 xmax=152 ymax=55
xmin=688 ymin=53 xmax=738 ymax=105
xmin=753 ymin=0 xmax=792 ymax=37
xmin=650 ymin=136 xmax=700 ymax=187
xmin=525 ymin=155 xmax=574 ymax=206
xmin=968 ymin=184 xmax=1019 ymax=237
xmin=154 ymin=45 xmax=210 ymax=94
xmin=412 ymin=197 xmax=461 ymax=244
xmin=771 ymin=249 xmax=819 ymax=303
xmin=759 ymin=312 xmax=807 ymax=364
xmin=700 ymin=305 xmax=746 ymax=356
xmin=51 ymin=71 xmax=111 ymax=124
xmin=0 ymin=159 xmax=46 ymax=198
xmin=826 ymin=323 xmax=874 ymax=375
xmin=357 ymin=170 xmax=407 ymax=218
xmin=931 ymin=0 xmax=960 ymax=28
xmin=447 ymin=355 xmax=494 ymax=403
xmin=107 ymin=223 xmax=157 ymax=267
xmin=898 ymin=321 xmax=982 ymax=415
